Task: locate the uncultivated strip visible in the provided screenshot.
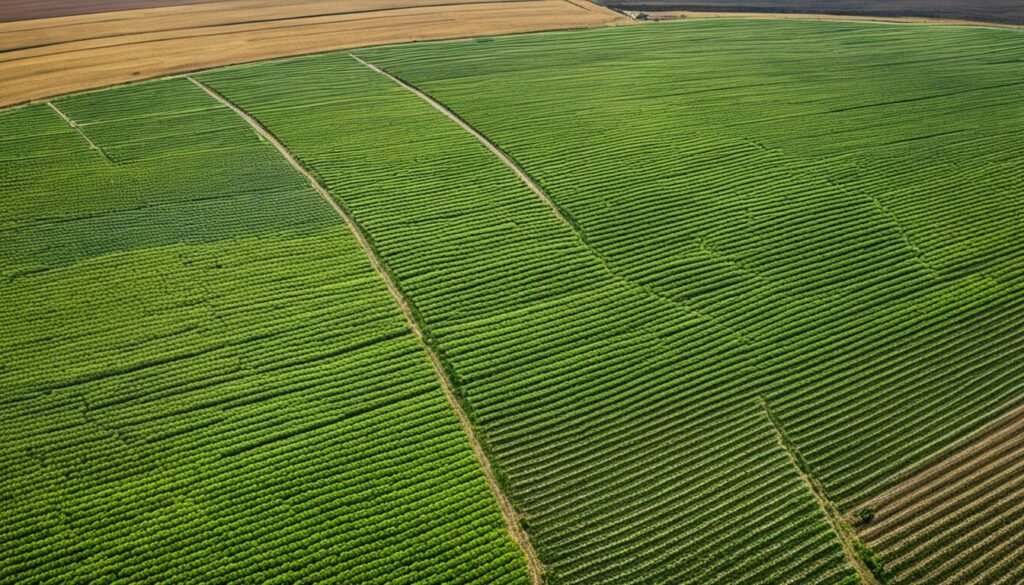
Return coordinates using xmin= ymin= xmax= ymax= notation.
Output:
xmin=759 ymin=398 xmax=881 ymax=585
xmin=185 ymin=74 xmax=545 ymax=585
xmin=46 ymin=101 xmax=110 ymax=161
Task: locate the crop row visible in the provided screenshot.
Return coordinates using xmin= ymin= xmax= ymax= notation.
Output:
xmin=355 ymin=20 xmax=1023 ymax=581
xmin=360 ymin=18 xmax=1024 ymax=510
xmin=858 ymin=405 xmax=1024 ymax=584
xmin=0 ymin=79 xmax=529 ymax=583
xmin=199 ymin=51 xmax=857 ymax=584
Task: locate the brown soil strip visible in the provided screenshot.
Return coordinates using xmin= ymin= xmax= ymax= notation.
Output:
xmin=186 ymin=74 xmax=545 ymax=585
xmin=855 ymin=400 xmax=1024 ymax=520
xmin=850 ymin=399 xmax=1024 ymax=583
xmin=862 ymin=438 xmax=1024 ymax=544
xmin=760 ymin=398 xmax=881 ymax=585
xmin=45 ymin=101 xmax=111 ymax=162
xmin=628 ymin=10 xmax=1024 ymax=30
xmin=0 ymin=0 xmax=624 ymax=108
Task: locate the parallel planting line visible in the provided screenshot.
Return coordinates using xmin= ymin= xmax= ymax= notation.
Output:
xmin=857 ymin=398 xmax=1024 ymax=518
xmin=760 ymin=398 xmax=881 ymax=585
xmin=350 ymin=54 xmax=570 ymax=231
xmin=186 ymin=74 xmax=545 ymax=585
xmin=351 ymin=52 xmax=749 ymax=343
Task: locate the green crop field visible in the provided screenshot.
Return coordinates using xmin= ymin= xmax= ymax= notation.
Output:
xmin=2 ymin=17 xmax=1022 ymax=585
xmin=0 ymin=79 xmax=528 ymax=584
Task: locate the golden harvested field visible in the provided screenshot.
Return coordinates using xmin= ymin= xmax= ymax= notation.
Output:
xmin=0 ymin=0 xmax=221 ymax=22
xmin=0 ymin=0 xmax=624 ymax=107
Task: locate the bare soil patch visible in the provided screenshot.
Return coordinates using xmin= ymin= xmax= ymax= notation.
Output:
xmin=0 ymin=0 xmax=623 ymax=107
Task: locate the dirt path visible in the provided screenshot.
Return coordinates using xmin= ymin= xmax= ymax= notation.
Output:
xmin=186 ymin=74 xmax=545 ymax=585
xmin=351 ymin=52 xmax=750 ymax=344
xmin=350 ymin=54 xmax=576 ymax=234
xmin=760 ymin=398 xmax=881 ymax=585
xmin=46 ymin=100 xmax=110 ymax=161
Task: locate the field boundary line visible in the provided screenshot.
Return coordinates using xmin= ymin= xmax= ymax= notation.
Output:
xmin=351 ymin=52 xmax=750 ymax=344
xmin=759 ymin=397 xmax=881 ymax=585
xmin=46 ymin=101 xmax=111 ymax=162
xmin=186 ymin=74 xmax=545 ymax=585
xmin=350 ymin=54 xmax=571 ymax=231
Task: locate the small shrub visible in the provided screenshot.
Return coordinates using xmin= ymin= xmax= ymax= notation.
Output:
xmin=854 ymin=506 xmax=876 ymax=526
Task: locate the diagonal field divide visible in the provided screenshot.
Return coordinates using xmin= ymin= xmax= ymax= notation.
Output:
xmin=46 ymin=101 xmax=111 ymax=162
xmin=349 ymin=54 xmax=568 ymax=231
xmin=185 ymin=75 xmax=545 ymax=585
xmin=352 ymin=53 xmax=878 ymax=584
xmin=760 ymin=398 xmax=880 ymax=585
xmin=350 ymin=53 xmax=750 ymax=344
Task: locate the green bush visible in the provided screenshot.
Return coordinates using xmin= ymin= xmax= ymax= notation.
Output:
xmin=854 ymin=506 xmax=876 ymax=526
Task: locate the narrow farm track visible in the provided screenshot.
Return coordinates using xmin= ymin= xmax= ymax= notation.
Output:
xmin=760 ymin=399 xmax=880 ymax=585
xmin=349 ymin=54 xmax=578 ymax=231
xmin=201 ymin=52 xmax=860 ymax=584
xmin=185 ymin=75 xmax=545 ymax=585
xmin=351 ymin=53 xmax=747 ymax=342
xmin=45 ymin=100 xmax=109 ymax=161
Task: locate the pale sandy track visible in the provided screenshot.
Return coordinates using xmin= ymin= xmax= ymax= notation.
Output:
xmin=45 ymin=101 xmax=111 ymax=162
xmin=350 ymin=54 xmax=568 ymax=234
xmin=0 ymin=0 xmax=624 ymax=108
xmin=186 ymin=75 xmax=545 ymax=585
